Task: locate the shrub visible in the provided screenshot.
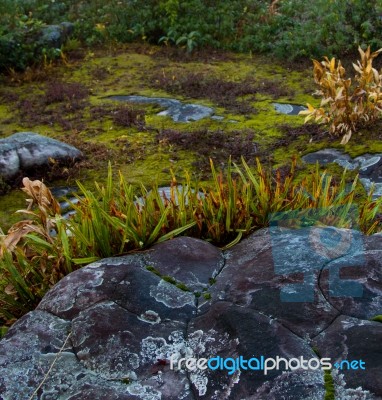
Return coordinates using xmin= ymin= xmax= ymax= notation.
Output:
xmin=300 ymin=46 xmax=382 ymax=144
xmin=2 ymin=0 xmax=382 ymax=70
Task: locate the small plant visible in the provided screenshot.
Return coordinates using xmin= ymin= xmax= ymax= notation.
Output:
xmin=300 ymin=46 xmax=382 ymax=144
xmin=175 ymin=31 xmax=201 ymax=53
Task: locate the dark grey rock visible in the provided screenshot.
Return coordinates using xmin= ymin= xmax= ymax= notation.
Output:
xmin=302 ymin=149 xmax=382 ymax=198
xmin=187 ymin=302 xmax=325 ymax=399
xmin=302 ymin=148 xmax=352 ymax=167
xmin=319 ymin=249 xmax=382 ymax=320
xmin=1 ymin=229 xmax=381 ymax=398
xmin=147 ymin=236 xmax=224 ymax=292
xmin=0 ymin=310 xmax=158 ymax=399
xmin=135 ymin=186 xmax=205 ymax=209
xmin=38 ymin=257 xmax=196 ymax=321
xmin=106 ymin=95 xmax=214 ymax=122
xmin=208 ymin=228 xmax=341 ymax=338
xmin=0 ymin=132 xmax=83 ymax=180
xmin=312 ymin=316 xmax=382 ymax=396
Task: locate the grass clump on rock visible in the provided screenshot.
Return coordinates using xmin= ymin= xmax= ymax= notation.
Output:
xmin=0 ymin=157 xmax=382 ymax=325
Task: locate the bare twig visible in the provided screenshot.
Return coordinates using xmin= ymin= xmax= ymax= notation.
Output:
xmin=28 ymin=331 xmax=72 ymax=400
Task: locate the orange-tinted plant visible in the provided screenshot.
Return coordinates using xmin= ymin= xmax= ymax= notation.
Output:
xmin=300 ymin=46 xmax=382 ymax=144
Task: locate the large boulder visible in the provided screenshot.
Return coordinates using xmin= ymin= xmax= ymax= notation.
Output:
xmin=0 ymin=132 xmax=83 ymax=180
xmin=0 ymin=227 xmax=381 ymax=399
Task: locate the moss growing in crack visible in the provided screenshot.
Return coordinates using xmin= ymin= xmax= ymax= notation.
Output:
xmin=121 ymin=377 xmax=131 ymax=385
xmin=310 ymin=346 xmax=335 ymax=399
xmin=162 ymin=275 xmax=177 ymax=285
xmin=371 ymin=315 xmax=382 ymax=323
xmin=208 ymin=278 xmax=216 ymax=285
xmin=324 ymin=369 xmax=335 ymax=400
xmin=145 ymin=265 xmax=161 ymax=277
xmin=312 ymin=346 xmax=321 ymax=357
xmin=195 ymin=292 xmax=201 ymax=298
xmin=175 ymin=282 xmax=190 ymax=292
xmin=203 ymin=293 xmax=212 ymax=300
xmin=146 ymin=267 xmax=190 ymax=291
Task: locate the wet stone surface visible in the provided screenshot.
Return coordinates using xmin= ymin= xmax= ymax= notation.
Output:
xmin=1 ymin=228 xmax=381 ymax=399
xmin=303 ymin=148 xmax=382 ymax=198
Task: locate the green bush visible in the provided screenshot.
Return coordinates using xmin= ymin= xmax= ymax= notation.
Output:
xmin=2 ymin=0 xmax=382 ymax=70
xmin=0 ymin=8 xmax=61 ymax=71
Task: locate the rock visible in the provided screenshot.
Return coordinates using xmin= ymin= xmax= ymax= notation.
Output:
xmin=106 ymin=95 xmax=214 ymax=122
xmin=135 ymin=186 xmax=205 ymax=209
xmin=0 ymin=132 xmax=83 ymax=180
xmin=302 ymin=149 xmax=382 ymax=199
xmin=40 ymin=22 xmax=74 ymax=49
xmin=208 ymin=227 xmax=342 ymax=338
xmin=148 ymin=236 xmax=224 ymax=292
xmin=312 ymin=316 xmax=382 ymax=397
xmin=0 ymin=228 xmax=381 ymax=398
xmin=273 ymin=103 xmax=307 ymax=115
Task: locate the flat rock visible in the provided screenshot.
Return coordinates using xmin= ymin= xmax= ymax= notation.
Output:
xmin=302 ymin=149 xmax=382 ymax=198
xmin=0 ymin=132 xmax=83 ymax=180
xmin=273 ymin=103 xmax=307 ymax=115
xmin=1 ymin=229 xmax=381 ymax=399
xmin=107 ymin=95 xmax=214 ymax=122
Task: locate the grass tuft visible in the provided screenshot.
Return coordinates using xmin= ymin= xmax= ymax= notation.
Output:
xmin=1 ymin=157 xmax=381 ymax=325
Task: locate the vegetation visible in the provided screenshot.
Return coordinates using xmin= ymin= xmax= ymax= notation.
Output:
xmin=2 ymin=0 xmax=382 ymax=71
xmin=324 ymin=369 xmax=336 ymax=400
xmin=301 ymin=46 xmax=382 ymax=144
xmin=1 ymin=158 xmax=382 ymax=324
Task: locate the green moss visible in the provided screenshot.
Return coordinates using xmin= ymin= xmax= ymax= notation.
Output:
xmin=0 ymin=43 xmax=379 ymax=229
xmin=371 ymin=315 xmax=382 ymax=323
xmin=312 ymin=346 xmax=320 ymax=357
xmin=145 ymin=265 xmax=161 ymax=276
xmin=0 ymin=189 xmax=27 ymax=232
xmin=162 ymin=275 xmax=177 ymax=285
xmin=203 ymin=293 xmax=212 ymax=300
xmin=175 ymin=282 xmax=190 ymax=292
xmin=146 ymin=266 xmax=190 ymax=291
xmin=324 ymin=369 xmax=336 ymax=400
xmin=208 ymin=278 xmax=216 ymax=285
xmin=0 ymin=326 xmax=8 ymax=338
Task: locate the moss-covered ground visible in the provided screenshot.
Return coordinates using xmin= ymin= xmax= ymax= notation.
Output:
xmin=0 ymin=43 xmax=380 ymax=230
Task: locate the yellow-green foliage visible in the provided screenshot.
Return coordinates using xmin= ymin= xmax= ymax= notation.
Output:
xmin=301 ymin=46 xmax=382 ymax=144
